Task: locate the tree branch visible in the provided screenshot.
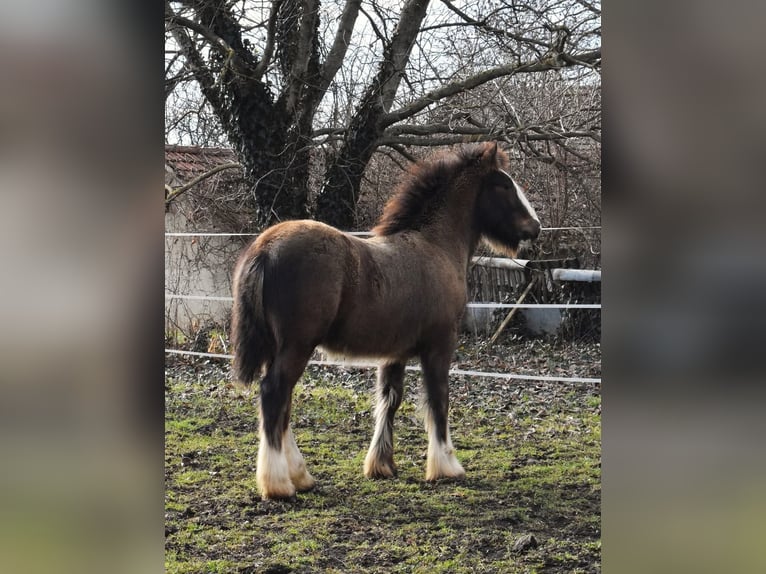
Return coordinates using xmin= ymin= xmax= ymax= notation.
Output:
xmin=187 ymin=0 xmax=262 ymax=77
xmin=311 ymin=127 xmax=346 ymax=138
xmin=167 ymin=6 xmax=228 ymax=122
xmin=378 ymin=134 xmax=497 ymax=147
xmin=164 ymin=8 xmax=232 ymax=57
xmin=387 ymin=123 xmax=492 ymax=136
xmin=437 ymin=0 xmax=549 ymax=49
xmin=383 ymin=48 xmax=601 ymax=126
xmin=378 ymin=0 xmax=432 ymax=113
xmin=381 ymin=143 xmax=417 ymax=163
xmin=286 ymin=0 xmax=321 ymax=114
xmin=378 ymin=129 xmax=600 ymax=147
xmin=358 ymin=3 xmax=387 ymax=44
xmin=549 ymin=138 xmax=600 ymax=166
xmin=573 ymin=0 xmax=601 ymax=15
xmin=165 ymin=162 xmax=243 ymax=206
xmin=254 ymin=0 xmax=284 ymax=78
xmin=319 ymin=0 xmax=362 ymax=94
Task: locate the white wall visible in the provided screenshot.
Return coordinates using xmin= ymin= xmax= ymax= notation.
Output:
xmin=164 ymin=207 xmax=240 ymax=337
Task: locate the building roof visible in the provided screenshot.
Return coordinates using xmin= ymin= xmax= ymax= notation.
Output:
xmin=165 ymin=145 xmax=240 ymax=183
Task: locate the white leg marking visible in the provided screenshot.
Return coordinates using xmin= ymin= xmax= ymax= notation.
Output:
xmin=256 ymin=428 xmax=295 ymax=499
xmin=283 ymin=427 xmax=315 ymax=491
xmin=364 ymin=400 xmax=395 ymax=478
xmin=425 ymin=412 xmax=465 ymax=481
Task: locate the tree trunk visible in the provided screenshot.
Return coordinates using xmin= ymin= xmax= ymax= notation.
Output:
xmin=183 ymin=0 xmax=312 ymax=227
xmin=314 ymin=94 xmax=383 ymax=228
xmin=315 ymin=0 xmax=431 ymax=229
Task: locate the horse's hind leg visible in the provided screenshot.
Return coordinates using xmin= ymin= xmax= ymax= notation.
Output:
xmin=364 ymin=361 xmax=405 ymax=478
xmin=421 ymin=341 xmax=465 ymax=481
xmin=282 ymin=410 xmax=315 ymax=492
xmin=256 ymin=347 xmax=312 ymax=500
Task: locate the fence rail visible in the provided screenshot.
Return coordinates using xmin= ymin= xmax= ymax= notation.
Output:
xmin=164 ymin=293 xmax=600 ymax=309
xmin=164 ymin=227 xmax=600 ymax=238
xmin=165 ymin=349 xmax=601 ymax=385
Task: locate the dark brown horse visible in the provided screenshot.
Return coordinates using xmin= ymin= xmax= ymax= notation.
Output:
xmin=231 ymin=142 xmax=540 ymax=499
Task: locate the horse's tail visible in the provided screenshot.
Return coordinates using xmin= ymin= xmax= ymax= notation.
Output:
xmin=231 ymin=250 xmax=275 ymax=386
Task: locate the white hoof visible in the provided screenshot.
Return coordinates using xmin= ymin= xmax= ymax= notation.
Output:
xmin=425 ymin=427 xmax=465 ymax=481
xmin=256 ymin=440 xmax=295 ymax=500
xmin=364 ymin=449 xmax=396 ymax=479
xmin=283 ymin=428 xmax=315 ymax=492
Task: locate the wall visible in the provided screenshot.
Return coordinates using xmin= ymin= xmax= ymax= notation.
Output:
xmin=164 ymin=207 xmax=239 ymax=338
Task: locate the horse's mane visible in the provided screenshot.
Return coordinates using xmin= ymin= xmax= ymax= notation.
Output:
xmin=373 ymin=142 xmax=509 ymax=236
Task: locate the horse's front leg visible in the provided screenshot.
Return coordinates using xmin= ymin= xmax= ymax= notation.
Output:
xmin=420 ymin=339 xmax=465 ymax=481
xmin=364 ymin=361 xmax=405 ymax=478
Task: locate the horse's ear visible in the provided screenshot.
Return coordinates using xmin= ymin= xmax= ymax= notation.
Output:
xmin=480 ymin=142 xmax=498 ymax=167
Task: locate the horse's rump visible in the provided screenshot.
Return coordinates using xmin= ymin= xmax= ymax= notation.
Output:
xmin=232 ymin=221 xmax=350 ymax=383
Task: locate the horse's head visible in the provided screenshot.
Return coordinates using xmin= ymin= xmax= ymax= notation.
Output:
xmin=474 ymin=143 xmax=541 ymax=257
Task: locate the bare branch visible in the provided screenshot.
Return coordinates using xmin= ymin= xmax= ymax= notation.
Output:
xmin=381 ymin=143 xmax=417 ymax=163
xmin=378 ymin=0 xmax=431 ymax=113
xmin=437 ymin=0 xmax=550 ymax=49
xmin=165 ymin=50 xmax=188 ymax=100
xmin=164 ymin=8 xmax=232 ymax=57
xmin=319 ymin=0 xmax=362 ymax=93
xmin=379 ymin=129 xmax=600 ymax=147
xmin=383 ymin=48 xmax=601 ymax=125
xmin=550 ymin=138 xmax=600 ymax=166
xmin=311 ymin=127 xmax=346 ymax=138
xmin=167 ymin=6 xmax=227 ymax=121
xmin=378 ymin=134 xmax=497 ymax=147
xmin=573 ymin=0 xmax=601 ymax=15
xmin=358 ymin=4 xmax=387 ymax=44
xmin=254 ymin=0 xmax=284 ymax=79
xmin=165 ymin=162 xmax=243 ymax=206
xmin=387 ymin=123 xmax=492 ymax=136
xmin=285 ymin=0 xmax=321 ymax=114
xmin=296 ymin=0 xmax=320 ymax=78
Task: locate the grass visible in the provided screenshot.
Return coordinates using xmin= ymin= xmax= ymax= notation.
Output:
xmin=165 ymin=365 xmax=600 ymax=573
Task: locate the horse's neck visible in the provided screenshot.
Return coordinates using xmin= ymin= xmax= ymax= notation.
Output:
xmin=421 ymin=205 xmax=479 ymax=273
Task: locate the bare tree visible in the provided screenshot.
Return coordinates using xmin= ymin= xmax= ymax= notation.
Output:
xmin=165 ymin=0 xmax=600 ymax=228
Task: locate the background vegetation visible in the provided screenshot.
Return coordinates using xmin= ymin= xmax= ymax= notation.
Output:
xmin=165 ymin=0 xmax=600 ymax=230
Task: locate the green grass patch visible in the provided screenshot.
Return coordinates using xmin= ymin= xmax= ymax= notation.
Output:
xmin=166 ymin=372 xmax=600 ymax=573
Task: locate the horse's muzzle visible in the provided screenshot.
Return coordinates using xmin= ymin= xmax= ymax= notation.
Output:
xmin=523 ymin=219 xmax=541 ymax=241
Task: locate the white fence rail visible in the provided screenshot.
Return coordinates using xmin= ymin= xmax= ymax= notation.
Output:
xmin=165 ymin=349 xmax=601 ymax=385
xmin=164 ymin=293 xmax=600 ymax=310
xmin=164 ymin=227 xmax=600 ymax=238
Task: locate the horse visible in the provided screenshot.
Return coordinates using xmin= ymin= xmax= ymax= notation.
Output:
xmin=231 ymin=142 xmax=540 ymax=499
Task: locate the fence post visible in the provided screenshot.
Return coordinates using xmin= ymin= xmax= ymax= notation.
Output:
xmin=488 ymin=276 xmax=537 ymax=345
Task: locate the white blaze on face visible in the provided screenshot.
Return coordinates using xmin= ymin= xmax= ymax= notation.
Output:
xmin=500 ymin=170 xmax=539 ymax=222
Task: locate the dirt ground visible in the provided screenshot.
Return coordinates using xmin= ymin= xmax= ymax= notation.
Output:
xmin=165 ymin=337 xmax=601 ymax=573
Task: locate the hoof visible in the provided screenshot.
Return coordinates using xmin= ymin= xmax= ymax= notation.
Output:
xmin=257 ymin=438 xmax=296 ymax=500
xmin=291 ymin=472 xmax=316 ymax=492
xmin=425 ymin=456 xmax=465 ymax=482
xmin=425 ymin=469 xmax=466 ymax=483
xmin=259 ymin=483 xmax=297 ymax=501
xmin=364 ymin=454 xmax=397 ymax=479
